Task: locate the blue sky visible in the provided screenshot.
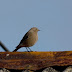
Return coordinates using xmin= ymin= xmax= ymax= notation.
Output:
xmin=0 ymin=0 xmax=72 ymax=52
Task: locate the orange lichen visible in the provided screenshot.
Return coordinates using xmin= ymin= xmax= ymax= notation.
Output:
xmin=0 ymin=51 xmax=72 ymax=70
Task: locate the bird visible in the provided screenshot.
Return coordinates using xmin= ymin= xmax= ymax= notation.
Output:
xmin=13 ymin=27 xmax=40 ymax=52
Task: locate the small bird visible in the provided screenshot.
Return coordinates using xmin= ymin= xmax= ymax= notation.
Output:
xmin=13 ymin=27 xmax=40 ymax=52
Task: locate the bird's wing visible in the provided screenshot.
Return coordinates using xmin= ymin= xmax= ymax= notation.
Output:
xmin=19 ymin=32 xmax=29 ymax=44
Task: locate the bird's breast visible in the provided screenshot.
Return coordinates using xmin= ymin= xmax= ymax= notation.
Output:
xmin=23 ymin=32 xmax=38 ymax=47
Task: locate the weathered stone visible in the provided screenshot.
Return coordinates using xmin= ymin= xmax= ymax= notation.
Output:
xmin=42 ymin=67 xmax=59 ymax=72
xmin=63 ymin=66 xmax=72 ymax=72
xmin=0 ymin=51 xmax=72 ymax=70
xmin=0 ymin=68 xmax=10 ymax=72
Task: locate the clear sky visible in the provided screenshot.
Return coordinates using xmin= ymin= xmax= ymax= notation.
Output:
xmin=0 ymin=0 xmax=72 ymax=52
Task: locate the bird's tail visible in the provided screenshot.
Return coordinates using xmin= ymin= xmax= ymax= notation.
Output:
xmin=13 ymin=45 xmax=21 ymax=52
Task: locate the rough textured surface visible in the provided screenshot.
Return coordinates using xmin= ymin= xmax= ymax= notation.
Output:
xmin=42 ymin=67 xmax=59 ymax=72
xmin=63 ymin=66 xmax=72 ymax=72
xmin=0 ymin=68 xmax=10 ymax=72
xmin=0 ymin=51 xmax=72 ymax=70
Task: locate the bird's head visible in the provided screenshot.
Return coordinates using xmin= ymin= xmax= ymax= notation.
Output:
xmin=30 ymin=27 xmax=40 ymax=32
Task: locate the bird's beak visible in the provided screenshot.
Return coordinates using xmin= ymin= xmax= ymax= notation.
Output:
xmin=38 ymin=29 xmax=40 ymax=31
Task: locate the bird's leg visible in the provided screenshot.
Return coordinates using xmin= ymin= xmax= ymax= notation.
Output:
xmin=26 ymin=47 xmax=29 ymax=52
xmin=28 ymin=47 xmax=33 ymax=52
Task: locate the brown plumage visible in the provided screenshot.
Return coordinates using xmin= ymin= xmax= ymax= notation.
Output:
xmin=13 ymin=27 xmax=40 ymax=52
